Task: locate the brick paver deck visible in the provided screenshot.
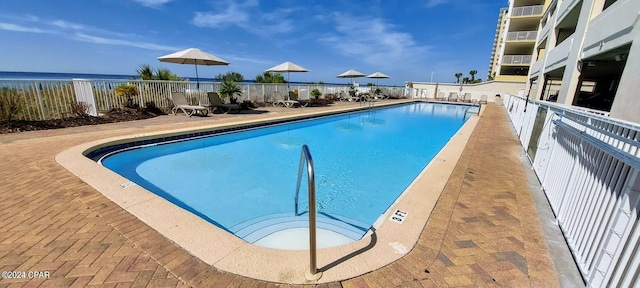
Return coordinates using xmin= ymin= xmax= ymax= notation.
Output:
xmin=0 ymin=102 xmax=561 ymax=287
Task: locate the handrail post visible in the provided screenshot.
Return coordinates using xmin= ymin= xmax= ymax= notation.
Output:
xmin=306 ymin=145 xmax=317 ymax=276
xmin=294 ymin=145 xmax=322 ymax=280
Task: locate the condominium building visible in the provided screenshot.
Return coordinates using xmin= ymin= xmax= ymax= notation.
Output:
xmin=527 ymin=0 xmax=640 ymax=123
xmin=490 ymin=0 xmax=549 ymax=82
xmin=488 ymin=8 xmax=508 ymax=81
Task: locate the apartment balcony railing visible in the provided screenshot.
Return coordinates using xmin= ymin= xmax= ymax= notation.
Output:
xmin=502 ymin=55 xmax=533 ymax=65
xmin=511 ymin=5 xmax=545 ymax=17
xmin=506 ymin=31 xmax=538 ymax=41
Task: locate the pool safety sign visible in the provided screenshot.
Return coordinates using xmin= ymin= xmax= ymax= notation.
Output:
xmin=389 ymin=209 xmax=408 ymax=224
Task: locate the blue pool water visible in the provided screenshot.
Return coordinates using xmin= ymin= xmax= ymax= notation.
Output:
xmin=101 ymin=102 xmax=471 ymax=243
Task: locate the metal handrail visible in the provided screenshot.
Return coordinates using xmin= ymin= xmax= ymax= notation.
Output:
xmin=294 ymin=144 xmax=319 ymax=276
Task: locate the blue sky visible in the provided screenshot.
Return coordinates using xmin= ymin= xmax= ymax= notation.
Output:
xmin=0 ymin=0 xmax=506 ymax=86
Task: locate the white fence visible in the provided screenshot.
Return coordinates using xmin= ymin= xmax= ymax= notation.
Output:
xmin=503 ymin=94 xmax=640 ymax=287
xmin=0 ymin=79 xmax=407 ymax=121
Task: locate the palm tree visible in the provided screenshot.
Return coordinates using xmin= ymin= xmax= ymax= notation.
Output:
xmin=137 ymin=64 xmax=154 ymax=80
xmin=155 ymin=68 xmax=182 ymax=81
xmin=469 ymin=70 xmax=477 ymax=82
xmin=455 ymin=73 xmax=463 ymax=83
xmin=218 ymin=80 xmax=242 ymax=103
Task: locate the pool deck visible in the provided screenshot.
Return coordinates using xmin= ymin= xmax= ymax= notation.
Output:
xmin=0 ymin=101 xmax=569 ymax=287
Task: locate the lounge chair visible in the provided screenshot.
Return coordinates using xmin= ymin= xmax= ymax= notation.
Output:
xmin=206 ymin=92 xmax=241 ymax=113
xmin=170 ymin=92 xmax=209 ymax=117
xmin=436 ymin=92 xmax=446 ymax=101
xmin=289 ymin=92 xmax=308 ymax=107
xmin=448 ymin=92 xmax=459 ymax=102
xmin=272 ymin=91 xmax=299 ymax=108
xmin=479 ymin=95 xmax=488 ymax=104
xmin=462 ymin=93 xmax=472 ymax=103
xmin=340 ymin=91 xmax=359 ymax=102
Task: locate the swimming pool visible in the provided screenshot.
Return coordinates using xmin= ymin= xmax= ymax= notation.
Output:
xmin=99 ymin=102 xmax=471 ymax=248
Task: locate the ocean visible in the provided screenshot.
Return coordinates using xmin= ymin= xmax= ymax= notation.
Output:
xmin=0 ymin=71 xmax=218 ymax=82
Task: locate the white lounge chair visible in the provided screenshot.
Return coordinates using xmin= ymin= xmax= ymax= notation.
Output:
xmin=272 ymin=91 xmax=299 ymax=108
xmin=436 ymin=92 xmax=446 ymax=101
xmin=462 ymin=93 xmax=472 ymax=103
xmin=340 ymin=91 xmax=359 ymax=102
xmin=289 ymin=92 xmax=308 ymax=107
xmin=479 ymin=95 xmax=488 ymax=104
xmin=170 ymin=92 xmax=209 ymax=117
xmin=206 ymin=92 xmax=241 ymax=113
xmin=448 ymin=92 xmax=459 ymax=102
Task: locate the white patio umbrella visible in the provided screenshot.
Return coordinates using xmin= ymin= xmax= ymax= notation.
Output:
xmin=158 ymin=48 xmax=229 ymax=89
xmin=366 ymin=72 xmax=391 ymax=86
xmin=265 ymin=61 xmax=309 ymax=91
xmin=337 ymin=69 xmax=366 ymax=85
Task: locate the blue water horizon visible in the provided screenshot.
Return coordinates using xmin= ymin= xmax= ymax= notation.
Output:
xmin=0 ymin=71 xmax=349 ymax=85
xmin=0 ymin=71 xmax=251 ymax=83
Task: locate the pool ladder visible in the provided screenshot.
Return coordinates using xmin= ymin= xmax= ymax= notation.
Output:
xmin=294 ymin=144 xmax=322 ymax=280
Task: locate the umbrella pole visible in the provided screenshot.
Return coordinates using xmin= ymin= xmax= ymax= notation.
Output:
xmin=195 ymin=63 xmax=200 ymax=90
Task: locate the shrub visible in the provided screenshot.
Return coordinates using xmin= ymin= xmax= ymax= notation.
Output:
xmin=0 ymin=87 xmax=22 ymax=122
xmin=114 ymin=84 xmax=139 ymax=109
xmin=145 ymin=101 xmax=166 ymax=115
xmin=311 ymin=89 xmax=322 ymax=99
xmin=69 ymin=101 xmax=92 ymax=117
xmin=219 ymin=80 xmax=242 ymax=103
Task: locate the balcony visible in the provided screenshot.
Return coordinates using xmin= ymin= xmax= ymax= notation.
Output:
xmin=502 ymin=55 xmax=533 ymax=65
xmin=537 ymin=17 xmax=553 ymax=46
xmin=506 ymin=31 xmax=538 ymax=41
xmin=529 ymin=58 xmax=543 ymax=77
xmin=544 ymin=35 xmax=574 ymax=71
xmin=511 ymin=5 xmax=544 ymax=17
xmin=582 ymin=0 xmax=638 ymax=59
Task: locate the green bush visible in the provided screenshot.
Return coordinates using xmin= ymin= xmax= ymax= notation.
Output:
xmin=114 ymin=84 xmax=139 ymax=108
xmin=219 ymin=81 xmax=242 ymax=103
xmin=311 ymin=89 xmax=322 ymax=99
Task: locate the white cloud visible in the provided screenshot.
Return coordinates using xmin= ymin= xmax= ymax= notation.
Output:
xmin=0 ymin=22 xmax=51 ymax=33
xmin=132 ymin=0 xmax=175 ymax=8
xmin=319 ymin=13 xmax=431 ymax=69
xmin=0 ymin=16 xmax=179 ymax=52
xmin=223 ymin=54 xmax=271 ymax=65
xmin=192 ymin=0 xmax=295 ymax=35
xmin=73 ymin=32 xmax=181 ymax=51
xmin=51 ymin=20 xmax=86 ymax=30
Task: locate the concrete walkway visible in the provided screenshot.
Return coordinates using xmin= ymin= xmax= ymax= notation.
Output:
xmin=0 ymin=102 xmax=565 ymax=287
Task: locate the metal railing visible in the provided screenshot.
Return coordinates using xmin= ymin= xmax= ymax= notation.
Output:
xmin=502 ymin=55 xmax=533 ymax=65
xmin=294 ymin=144 xmax=319 ymax=277
xmin=506 ymin=31 xmax=538 ymax=41
xmin=511 ymin=5 xmax=544 ymax=17
xmin=503 ymin=94 xmax=640 ymax=287
xmin=0 ymin=78 xmax=408 ymax=121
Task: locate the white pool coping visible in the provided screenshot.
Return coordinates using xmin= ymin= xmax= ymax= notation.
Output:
xmin=56 ymin=101 xmax=480 ymax=284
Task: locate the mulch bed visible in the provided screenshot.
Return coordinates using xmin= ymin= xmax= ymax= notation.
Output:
xmin=0 ymin=108 xmax=165 ymax=134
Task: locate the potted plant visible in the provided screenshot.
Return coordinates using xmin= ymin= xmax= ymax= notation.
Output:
xmin=114 ymin=83 xmax=139 ymax=108
xmin=218 ymin=80 xmax=242 ymax=104
xmin=311 ymin=88 xmax=322 ymax=100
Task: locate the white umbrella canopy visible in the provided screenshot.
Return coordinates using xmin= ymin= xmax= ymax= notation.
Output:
xmin=337 ymin=69 xmax=366 ymax=85
xmin=265 ymin=61 xmax=309 ymax=90
xmin=366 ymin=72 xmax=391 ymax=86
xmin=158 ymin=48 xmax=229 ymax=88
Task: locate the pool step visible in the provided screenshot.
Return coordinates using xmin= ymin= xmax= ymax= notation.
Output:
xmin=229 ymin=213 xmax=370 ymax=244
